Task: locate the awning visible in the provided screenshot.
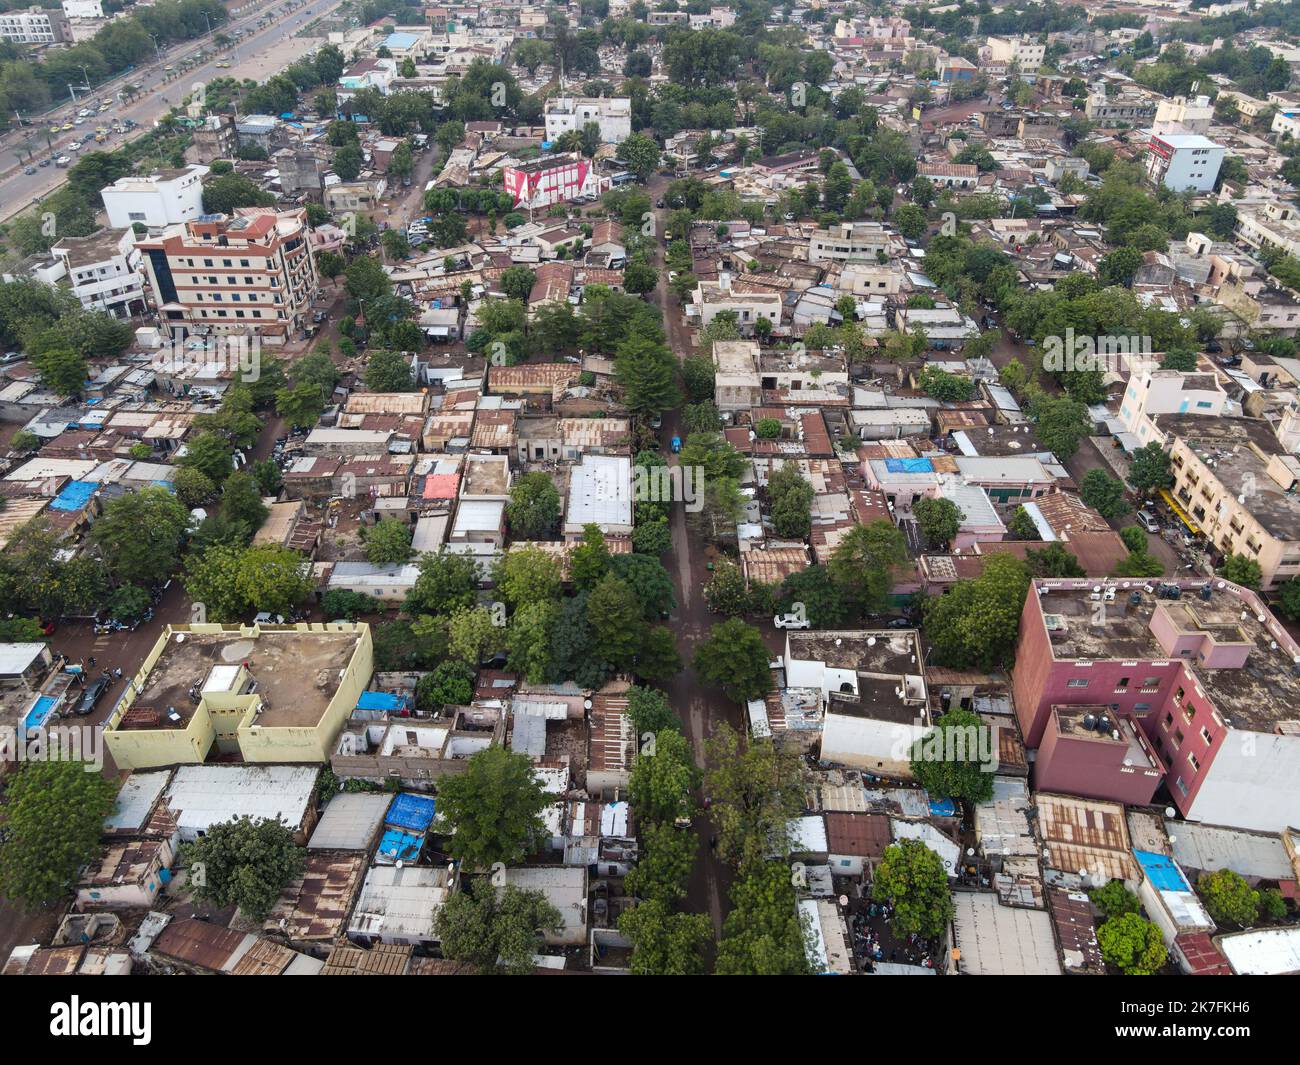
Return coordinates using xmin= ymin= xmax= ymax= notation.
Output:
xmin=1160 ymin=488 xmax=1202 ymax=537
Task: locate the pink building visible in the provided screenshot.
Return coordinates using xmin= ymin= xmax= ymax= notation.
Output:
xmin=1034 ymin=704 xmax=1164 ymax=805
xmin=1012 ymin=578 xmax=1300 ymax=832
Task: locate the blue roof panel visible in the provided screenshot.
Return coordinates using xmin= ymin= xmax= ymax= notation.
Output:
xmin=1134 ymin=849 xmax=1190 ymax=893
xmin=386 ymin=792 xmax=436 ymax=832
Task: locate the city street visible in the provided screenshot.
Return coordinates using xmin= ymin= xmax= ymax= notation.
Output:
xmin=0 ymin=0 xmax=346 ymax=223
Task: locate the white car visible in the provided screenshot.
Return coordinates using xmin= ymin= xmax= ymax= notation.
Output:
xmin=774 ymin=613 xmax=810 ymax=630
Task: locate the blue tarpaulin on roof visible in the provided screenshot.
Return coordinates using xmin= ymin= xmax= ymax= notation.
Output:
xmin=929 ymin=798 xmax=957 ymax=818
xmin=377 ymin=828 xmax=424 ymax=863
xmin=1134 ymin=849 xmax=1190 ymax=893
xmin=50 ymin=480 xmax=96 ymax=511
xmin=386 ymin=792 xmax=436 ymax=832
xmin=357 ymin=690 xmax=404 ymax=711
xmin=884 ymin=457 xmax=934 ymax=473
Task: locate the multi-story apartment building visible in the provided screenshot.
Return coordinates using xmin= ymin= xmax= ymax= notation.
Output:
xmin=1143 ymin=133 xmax=1225 ymax=193
xmin=1085 ymin=91 xmax=1158 ymax=124
xmin=1158 ymin=414 xmax=1300 ymax=588
xmin=1013 ymin=577 xmax=1300 ymax=833
xmin=1120 ymin=368 xmax=1227 ymax=445
xmin=691 ymin=272 xmax=784 ymax=333
xmin=1235 ymin=201 xmax=1300 ymax=259
xmin=0 ymin=5 xmax=70 ymax=43
xmin=135 ymin=208 xmax=318 ymax=343
xmin=1152 ymin=94 xmax=1214 ymax=135
xmin=502 ymin=154 xmax=606 ymax=209
xmin=808 ymin=222 xmax=892 ymax=264
xmin=543 ymin=96 xmax=632 ymax=145
xmin=49 ymin=228 xmax=148 ymax=319
xmin=984 ymin=34 xmax=1046 ymax=70
xmin=100 ymin=165 xmax=209 ymax=230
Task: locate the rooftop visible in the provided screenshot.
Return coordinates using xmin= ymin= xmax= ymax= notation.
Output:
xmin=132 ymin=627 xmax=364 ymax=729
xmin=1034 ymin=578 xmax=1300 ymax=731
xmin=1157 ymin=414 xmax=1300 ymax=541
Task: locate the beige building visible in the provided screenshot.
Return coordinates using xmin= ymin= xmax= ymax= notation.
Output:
xmin=713 ymin=339 xmax=763 ymax=410
xmin=1161 ymin=415 xmax=1300 ymax=588
xmin=135 ymin=208 xmax=318 ymax=342
xmin=103 ymin=623 xmax=374 ymax=770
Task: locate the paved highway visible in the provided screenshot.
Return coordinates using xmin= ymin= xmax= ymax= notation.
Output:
xmin=0 ymin=0 xmax=346 ymax=223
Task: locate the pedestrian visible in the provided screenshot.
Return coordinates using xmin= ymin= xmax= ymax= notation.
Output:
xmin=88 ymin=656 xmax=95 ymax=668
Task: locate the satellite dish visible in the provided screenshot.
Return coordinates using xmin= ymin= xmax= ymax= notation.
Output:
xmin=1165 ymin=806 xmax=1176 ymax=818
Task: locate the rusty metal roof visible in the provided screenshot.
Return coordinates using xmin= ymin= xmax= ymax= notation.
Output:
xmin=263 ymin=851 xmax=367 ymax=941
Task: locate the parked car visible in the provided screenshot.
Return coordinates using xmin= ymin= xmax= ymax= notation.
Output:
xmin=774 ymin=613 xmax=810 ymax=630
xmin=253 ymin=611 xmax=286 ymax=625
xmin=1137 ymin=509 xmax=1161 ymax=534
xmin=72 ymin=676 xmax=110 ymax=716
xmin=670 ymin=435 xmax=681 ymax=453
xmin=885 ymin=616 xmax=914 ymax=629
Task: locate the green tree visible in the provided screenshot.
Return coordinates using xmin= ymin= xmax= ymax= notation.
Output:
xmin=1007 ymin=505 xmax=1040 ymax=540
xmin=406 ymin=550 xmax=479 ymax=616
xmin=495 ymin=547 xmax=563 ymax=608
xmin=609 ymin=552 xmax=676 ymax=620
xmin=626 ymin=685 xmax=680 ymax=735
xmin=705 ymin=722 xmax=806 ymax=865
xmin=625 ymin=820 xmax=697 ymax=904
xmin=275 ymin=380 xmax=326 ymax=429
xmin=173 ymin=467 xmax=216 ymax=508
xmin=506 ymin=472 xmax=561 ymax=539
xmin=910 ymin=707 xmax=995 ymax=804
xmin=505 ymin=598 xmax=559 ymax=684
xmin=1128 ymin=442 xmax=1173 ymax=494
xmin=415 ymin=660 xmax=475 ymax=711
xmin=436 ymin=747 xmax=551 ymax=868
xmin=0 ymin=761 xmax=118 ymax=910
xmin=828 ymin=520 xmax=909 ymax=614
xmin=364 ymin=348 xmax=414 ymax=392
xmin=1097 ymin=912 xmax=1167 ymax=975
xmin=923 ymin=554 xmax=1030 ymax=671
xmin=91 ymin=486 xmax=190 ymax=585
xmin=1197 ymin=869 xmax=1260 ymax=928
xmin=1080 ymin=469 xmax=1129 ymax=519
xmin=178 ymin=431 xmax=235 ymax=485
xmin=1032 ymin=395 xmax=1090 ymax=459
xmin=569 ymin=523 xmax=611 ymax=590
xmin=33 ymin=346 xmax=88 ymax=396
xmin=619 ymin=899 xmax=712 ymax=975
xmin=499 ymin=265 xmax=537 ymax=301
xmin=364 ymin=518 xmax=413 ymax=565
xmin=694 ymin=618 xmax=772 ymax=703
xmin=1220 ymin=553 xmax=1262 ymax=590
xmin=629 ymin=728 xmax=698 ymax=824
xmin=1090 ymin=879 xmax=1140 ymax=920
xmin=620 ymin=131 xmax=661 ymax=180
xmin=447 ymin=605 xmax=506 ymax=665
xmin=716 ymin=858 xmax=812 ymax=975
xmin=181 ymin=815 xmax=305 ymax=922
xmin=615 ymin=334 xmax=678 ymax=417
xmin=434 ymin=884 xmax=563 ymax=974
xmin=768 ymin=463 xmax=814 ymax=539
xmin=586 ymin=574 xmax=643 ymax=670
xmin=872 ymin=839 xmax=954 ymax=939
xmin=912 ymin=495 xmax=964 ymax=548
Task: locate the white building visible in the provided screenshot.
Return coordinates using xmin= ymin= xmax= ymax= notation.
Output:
xmin=101 ymin=165 xmax=209 ymax=230
xmin=1120 ymin=367 xmax=1227 ymax=444
xmin=1152 ymin=94 xmax=1214 ymax=135
xmin=544 ymin=96 xmax=632 ymax=145
xmin=347 ymin=864 xmax=453 ymax=948
xmin=564 ymin=453 xmax=633 ymax=538
xmin=0 ymin=6 xmax=69 ymax=44
xmin=61 ymin=0 xmax=102 ymax=17
xmin=1143 ymin=133 xmax=1225 ymax=194
xmin=49 ymin=228 xmax=148 ymax=319
xmin=985 ymin=35 xmax=1046 ymax=70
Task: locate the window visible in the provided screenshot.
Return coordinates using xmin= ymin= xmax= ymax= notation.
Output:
xmin=1188 ymin=753 xmax=1201 ymax=772
xmin=1163 ymin=711 xmax=1173 ymax=729
xmin=1067 ymin=678 xmax=1089 ymax=688
xmin=1115 ymin=677 xmax=1129 ymax=691
xmin=1200 ymin=726 xmax=1212 ymax=745
xmin=1173 ymin=729 xmax=1185 ymax=748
